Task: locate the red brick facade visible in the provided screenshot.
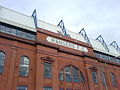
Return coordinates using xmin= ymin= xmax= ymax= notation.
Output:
xmin=0 ymin=27 xmax=120 ymax=90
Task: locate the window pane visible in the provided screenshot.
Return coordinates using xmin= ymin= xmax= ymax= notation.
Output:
xmin=11 ymin=28 xmax=17 ymax=35
xmin=72 ymin=67 xmax=80 ymax=82
xmin=100 ymin=72 xmax=107 ymax=86
xmin=19 ymin=56 xmax=29 ymax=77
xmin=59 ymin=70 xmax=63 ymax=80
xmin=66 ymin=89 xmax=72 ymax=90
xmin=92 ymin=71 xmax=98 ymax=84
xmin=44 ymin=87 xmax=52 ymax=90
xmin=110 ymin=72 xmax=117 ymax=87
xmin=80 ymin=72 xmax=85 ymax=83
xmin=65 ymin=66 xmax=72 ymax=82
xmin=16 ymin=30 xmax=23 ymax=37
xmin=17 ymin=86 xmax=28 ymax=90
xmin=44 ymin=63 xmax=52 ymax=78
xmin=0 ymin=52 xmax=5 ymax=73
xmin=6 ymin=27 xmax=12 ymax=34
xmin=0 ymin=25 xmax=6 ymax=32
xmin=94 ymin=52 xmax=101 ymax=58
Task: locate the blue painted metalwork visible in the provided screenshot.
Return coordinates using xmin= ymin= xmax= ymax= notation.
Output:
xmin=31 ymin=9 xmax=38 ymax=28
xmin=96 ymin=35 xmax=109 ymax=52
xmin=110 ymin=41 xmax=120 ymax=53
xmin=78 ymin=28 xmax=90 ymax=44
xmin=57 ymin=20 xmax=70 ymax=37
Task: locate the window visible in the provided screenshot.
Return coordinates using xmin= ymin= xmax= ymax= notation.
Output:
xmin=59 ymin=65 xmax=85 ymax=83
xmin=19 ymin=56 xmax=29 ymax=77
xmin=92 ymin=71 xmax=98 ymax=84
xmin=59 ymin=70 xmax=63 ymax=81
xmin=0 ymin=25 xmax=6 ymax=32
xmin=44 ymin=87 xmax=52 ymax=90
xmin=72 ymin=67 xmax=80 ymax=82
xmin=100 ymin=72 xmax=107 ymax=86
xmin=80 ymin=72 xmax=85 ymax=83
xmin=16 ymin=30 xmax=23 ymax=37
xmin=110 ymin=72 xmax=117 ymax=87
xmin=44 ymin=63 xmax=52 ymax=78
xmin=6 ymin=27 xmax=12 ymax=34
xmin=65 ymin=66 xmax=72 ymax=82
xmin=17 ymin=86 xmax=28 ymax=90
xmin=66 ymin=89 xmax=72 ymax=90
xmin=0 ymin=51 xmax=5 ymax=73
xmin=0 ymin=24 xmax=36 ymax=41
xmin=94 ymin=52 xmax=101 ymax=58
xmin=11 ymin=28 xmax=17 ymax=35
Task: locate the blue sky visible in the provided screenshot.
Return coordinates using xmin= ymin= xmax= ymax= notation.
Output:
xmin=0 ymin=0 xmax=120 ymax=46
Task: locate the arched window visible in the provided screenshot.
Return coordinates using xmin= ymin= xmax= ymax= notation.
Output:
xmin=19 ymin=56 xmax=29 ymax=77
xmin=0 ymin=51 xmax=5 ymax=73
xmin=92 ymin=71 xmax=98 ymax=84
xmin=110 ymin=72 xmax=117 ymax=87
xmin=59 ymin=65 xmax=85 ymax=83
xmin=100 ymin=72 xmax=107 ymax=86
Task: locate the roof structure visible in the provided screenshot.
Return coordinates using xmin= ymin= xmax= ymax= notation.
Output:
xmin=0 ymin=6 xmax=120 ymax=57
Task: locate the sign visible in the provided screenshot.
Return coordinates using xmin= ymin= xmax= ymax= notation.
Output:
xmin=46 ymin=36 xmax=88 ymax=52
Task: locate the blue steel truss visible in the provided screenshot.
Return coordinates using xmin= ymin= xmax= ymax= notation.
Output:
xmin=78 ymin=28 xmax=91 ymax=44
xmin=57 ymin=20 xmax=70 ymax=37
xmin=110 ymin=41 xmax=120 ymax=53
xmin=96 ymin=35 xmax=109 ymax=52
xmin=31 ymin=9 xmax=38 ymax=28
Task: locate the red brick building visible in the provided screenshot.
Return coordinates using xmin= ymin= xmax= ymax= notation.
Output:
xmin=0 ymin=6 xmax=120 ymax=90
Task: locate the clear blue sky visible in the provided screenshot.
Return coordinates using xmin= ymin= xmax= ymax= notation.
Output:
xmin=0 ymin=0 xmax=120 ymax=46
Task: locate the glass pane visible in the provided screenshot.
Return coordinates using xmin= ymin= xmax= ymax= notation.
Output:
xmin=0 ymin=25 xmax=6 ymax=32
xmin=16 ymin=30 xmax=23 ymax=37
xmin=17 ymin=86 xmax=28 ymax=90
xmin=110 ymin=72 xmax=117 ymax=87
xmin=59 ymin=70 xmax=63 ymax=80
xmin=0 ymin=66 xmax=3 ymax=73
xmin=0 ymin=60 xmax=4 ymax=66
xmin=72 ymin=67 xmax=80 ymax=82
xmin=44 ymin=63 xmax=52 ymax=78
xmin=0 ymin=52 xmax=5 ymax=59
xmin=94 ymin=52 xmax=101 ymax=58
xmin=80 ymin=72 xmax=85 ymax=83
xmin=11 ymin=28 xmax=17 ymax=35
xmin=66 ymin=89 xmax=72 ymax=90
xmin=6 ymin=27 xmax=12 ymax=34
xmin=19 ymin=56 xmax=29 ymax=77
xmin=44 ymin=87 xmax=52 ymax=90
xmin=92 ymin=71 xmax=98 ymax=84
xmin=100 ymin=72 xmax=107 ymax=86
xmin=0 ymin=52 xmax=5 ymax=73
xmin=65 ymin=66 xmax=71 ymax=82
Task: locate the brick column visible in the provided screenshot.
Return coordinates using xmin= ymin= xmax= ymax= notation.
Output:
xmin=6 ymin=41 xmax=18 ymax=90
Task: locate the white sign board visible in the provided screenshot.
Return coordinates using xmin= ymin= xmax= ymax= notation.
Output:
xmin=46 ymin=36 xmax=88 ymax=52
